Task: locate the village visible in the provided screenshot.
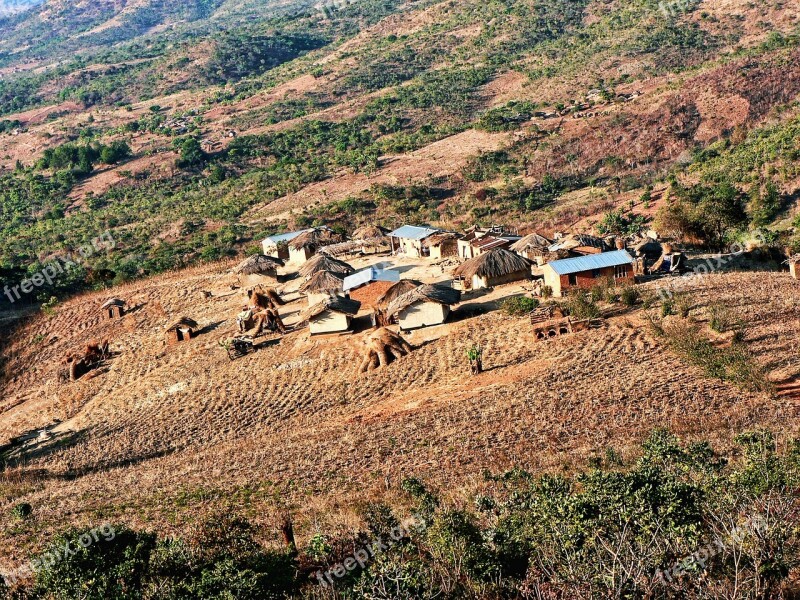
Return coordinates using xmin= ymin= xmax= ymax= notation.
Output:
xmin=65 ymin=221 xmax=799 ymax=382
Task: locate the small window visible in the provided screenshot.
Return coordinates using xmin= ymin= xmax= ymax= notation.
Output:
xmin=568 ymin=274 xmax=578 ymax=286
xmin=593 ymin=269 xmax=602 ymax=278
xmin=615 ymin=265 xmax=629 ymax=279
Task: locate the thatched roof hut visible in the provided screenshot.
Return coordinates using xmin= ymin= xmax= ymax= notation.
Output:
xmin=300 ymin=296 xmax=361 ymax=321
xmin=298 ymin=270 xmax=344 ymax=295
xmin=375 ymin=279 xmax=422 ymax=309
xmin=234 ymin=254 xmax=284 ymax=275
xmin=352 ymin=225 xmax=389 ymax=240
xmin=387 ymin=284 xmax=461 ymax=318
xmin=300 ymin=296 xmax=361 ymax=335
xmin=299 ymin=254 xmax=355 ymax=279
xmin=287 ymin=227 xmax=342 ymax=252
xmin=454 ymin=248 xmax=530 ymax=281
xmin=511 ymin=233 xmax=552 ymax=253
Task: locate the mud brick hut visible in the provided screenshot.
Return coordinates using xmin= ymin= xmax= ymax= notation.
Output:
xmin=300 ymin=296 xmax=361 ymax=335
xmin=165 ymin=317 xmax=198 ymax=345
xmin=100 ymin=298 xmax=125 ymax=320
xmin=453 ymin=248 xmax=532 ymax=290
xmin=387 ymin=284 xmax=461 ymax=331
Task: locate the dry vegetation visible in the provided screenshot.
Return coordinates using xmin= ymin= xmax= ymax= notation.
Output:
xmin=0 ymin=265 xmax=797 ymax=563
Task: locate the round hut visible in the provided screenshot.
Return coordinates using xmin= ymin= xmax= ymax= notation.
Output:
xmin=287 ymin=227 xmax=343 ymax=264
xmin=298 ymin=270 xmax=345 ymax=305
xmin=234 ymin=254 xmax=285 ymax=289
xmin=298 ymin=254 xmax=354 ymax=279
xmin=453 ymin=248 xmax=531 ymax=291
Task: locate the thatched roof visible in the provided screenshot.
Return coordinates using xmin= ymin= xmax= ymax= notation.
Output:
xmin=298 ymin=270 xmax=344 ymax=295
xmin=299 ymin=296 xmax=361 ymax=321
xmin=453 ymin=248 xmax=531 ymax=280
xmin=549 ymin=233 xmax=607 ymax=252
xmin=101 ymin=298 xmax=125 ymax=309
xmin=234 ymin=254 xmax=284 ymax=275
xmin=298 ymin=254 xmax=355 ymax=278
xmin=421 ymin=231 xmax=460 ymax=248
xmin=352 ymin=225 xmax=389 ymax=240
xmin=375 ymin=279 xmax=422 ymax=309
xmin=288 ymin=227 xmax=342 ymax=251
xmin=387 ymin=284 xmax=461 ymax=317
xmin=166 ymin=317 xmax=198 ymax=331
xmin=511 ymin=233 xmax=553 ymax=252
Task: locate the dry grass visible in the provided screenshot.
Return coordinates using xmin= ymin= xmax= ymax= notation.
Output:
xmin=0 ymin=264 xmax=797 ymax=563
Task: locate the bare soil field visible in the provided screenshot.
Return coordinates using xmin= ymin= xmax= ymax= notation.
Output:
xmin=0 ymin=264 xmax=797 ymax=563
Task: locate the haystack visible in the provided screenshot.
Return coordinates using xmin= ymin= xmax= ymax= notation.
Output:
xmin=359 ymin=328 xmax=414 ymax=372
xmin=453 ymin=248 xmax=531 ymax=290
xmin=298 ymin=254 xmax=354 ymax=279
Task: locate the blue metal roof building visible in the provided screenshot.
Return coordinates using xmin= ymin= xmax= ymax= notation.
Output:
xmin=343 ymin=267 xmax=401 ymax=292
xmin=546 ymin=250 xmax=634 ymax=275
xmin=388 ymin=225 xmax=441 ymax=240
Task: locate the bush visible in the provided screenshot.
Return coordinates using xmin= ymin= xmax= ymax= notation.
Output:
xmin=11 ymin=502 xmax=32 ymax=520
xmin=620 ymin=285 xmax=640 ymax=306
xmin=501 ymin=296 xmax=540 ymax=316
xmin=566 ymin=293 xmax=600 ymax=320
xmin=34 ymin=525 xmax=155 ymax=600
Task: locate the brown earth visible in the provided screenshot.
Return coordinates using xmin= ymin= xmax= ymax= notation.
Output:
xmin=0 ymin=263 xmax=797 ymax=564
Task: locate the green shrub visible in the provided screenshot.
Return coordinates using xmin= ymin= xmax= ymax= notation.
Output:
xmin=34 ymin=525 xmax=155 ymax=600
xmin=620 ymin=285 xmax=640 ymax=306
xmin=566 ymin=293 xmax=600 ymax=320
xmin=501 ymin=296 xmax=540 ymax=316
xmin=11 ymin=502 xmax=32 ymax=520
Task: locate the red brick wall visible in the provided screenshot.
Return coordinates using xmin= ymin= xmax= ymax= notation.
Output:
xmin=560 ymin=265 xmax=633 ymax=292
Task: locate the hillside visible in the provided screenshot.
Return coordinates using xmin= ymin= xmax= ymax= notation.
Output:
xmin=0 ymin=0 xmax=799 ymax=305
xmin=1 ymin=259 xmax=799 ymax=570
xmin=0 ymin=0 xmax=800 ymax=596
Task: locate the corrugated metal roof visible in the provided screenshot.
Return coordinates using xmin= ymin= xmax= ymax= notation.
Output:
xmin=388 ymin=225 xmax=440 ymax=240
xmin=546 ymin=250 xmax=634 ymax=275
xmin=263 ymin=229 xmax=312 ymax=245
xmin=343 ymin=267 xmax=401 ymax=292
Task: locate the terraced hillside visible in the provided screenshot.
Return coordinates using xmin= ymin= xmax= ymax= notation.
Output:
xmin=0 ymin=265 xmax=797 ymax=563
